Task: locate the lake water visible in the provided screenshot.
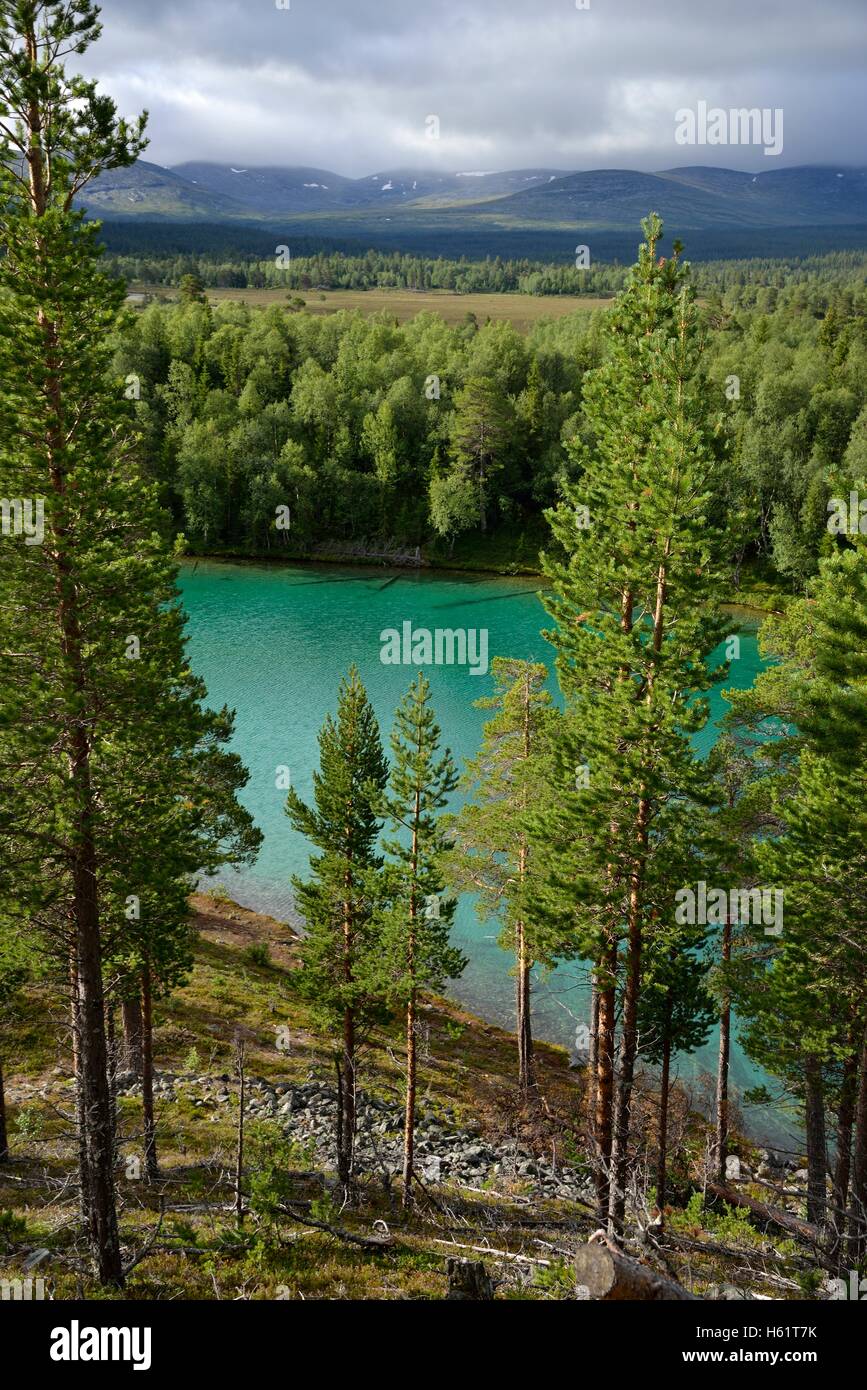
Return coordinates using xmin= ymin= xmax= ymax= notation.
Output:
xmin=178 ymin=558 xmax=791 ymax=1146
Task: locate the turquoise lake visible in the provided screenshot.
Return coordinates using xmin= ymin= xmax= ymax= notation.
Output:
xmin=178 ymin=558 xmax=790 ymax=1146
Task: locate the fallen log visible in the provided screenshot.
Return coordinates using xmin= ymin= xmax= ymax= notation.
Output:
xmin=277 ymin=1202 xmax=394 ymax=1250
xmin=661 ymin=1230 xmax=815 ymax=1270
xmin=430 ymin=1236 xmax=550 ymax=1267
xmin=575 ymin=1239 xmax=697 ymax=1301
xmin=705 ymin=1181 xmax=823 ymax=1247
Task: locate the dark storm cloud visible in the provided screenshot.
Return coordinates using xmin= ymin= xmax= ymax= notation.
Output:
xmin=83 ymin=0 xmax=866 ymax=172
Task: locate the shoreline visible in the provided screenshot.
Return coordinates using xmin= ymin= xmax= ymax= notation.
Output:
xmin=199 ymin=884 xmax=793 ymax=1151
xmin=179 ymin=548 xmax=786 ymax=617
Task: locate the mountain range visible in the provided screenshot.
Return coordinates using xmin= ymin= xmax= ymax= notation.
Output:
xmin=83 ymin=160 xmax=867 ymax=229
xmin=83 ymin=160 xmax=867 ymax=264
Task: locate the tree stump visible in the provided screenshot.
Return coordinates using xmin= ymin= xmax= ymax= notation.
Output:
xmin=575 ymin=1240 xmax=696 ymax=1300
xmin=446 ymin=1258 xmax=495 ymax=1300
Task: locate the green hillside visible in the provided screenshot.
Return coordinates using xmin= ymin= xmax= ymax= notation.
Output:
xmin=0 ymin=895 xmax=822 ymax=1302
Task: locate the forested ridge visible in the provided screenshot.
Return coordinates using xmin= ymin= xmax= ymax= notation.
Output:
xmin=4 ymin=0 xmax=867 ymax=1310
xmin=106 ymin=242 xmax=867 ymax=297
xmin=114 ymin=256 xmax=867 ymax=592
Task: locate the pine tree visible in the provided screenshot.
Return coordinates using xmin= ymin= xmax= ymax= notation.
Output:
xmin=0 ymin=0 xmax=147 ymax=1287
xmin=178 ymin=271 xmax=206 ymax=304
xmin=286 ymin=667 xmax=389 ymax=1199
xmin=533 ymin=215 xmax=728 ymax=1230
xmin=444 ymin=659 xmax=556 ymax=1097
xmin=726 ymin=544 xmax=867 ymax=1257
xmin=447 ymin=375 xmax=513 ymax=534
xmin=637 ymin=931 xmax=715 ymax=1217
xmin=759 ymin=756 xmax=867 ymax=1260
xmin=0 ymin=1 xmax=259 ymax=1283
xmin=374 ymin=674 xmax=465 ymax=1207
xmin=93 ymin=645 xmax=261 ymax=1180
xmin=696 ymin=732 xmax=766 ymax=1186
xmin=724 ymin=753 xmax=867 ymax=1259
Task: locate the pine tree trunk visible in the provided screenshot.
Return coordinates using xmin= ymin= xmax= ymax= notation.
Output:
xmin=587 ymin=977 xmax=599 ymax=1131
xmin=516 ymin=919 xmax=534 ymax=1098
xmin=603 ymin=580 xmax=641 ymax=1234
xmin=74 ymin=869 xmax=123 ymax=1286
xmin=714 ymin=918 xmax=732 ymax=1183
xmin=402 ymin=988 xmax=417 ymax=1208
xmin=608 ymin=555 xmax=670 ymax=1235
xmin=608 ymin=806 xmax=649 ymax=1235
xmin=69 ymin=948 xmax=81 ymax=1081
xmin=121 ymin=996 xmax=144 ymax=1078
xmin=516 ymin=691 xmax=534 ymax=1100
xmin=830 ymin=1049 xmax=858 ymax=1264
xmin=656 ymin=1011 xmax=673 ymax=1217
xmin=106 ymin=1002 xmax=119 ymax=1167
xmin=594 ymin=942 xmax=617 ymax=1223
xmin=141 ymin=965 xmax=158 ymax=1183
xmin=234 ymin=1034 xmax=246 ymax=1227
xmin=403 ymin=791 xmax=422 ymax=1208
xmin=53 ymin=445 xmax=122 ymax=1282
xmin=338 ymin=1006 xmax=356 ymax=1199
xmin=338 ymin=864 xmax=357 ymax=1201
xmin=334 ymin=1054 xmax=344 ymax=1178
xmin=70 ymin=950 xmax=89 ymax=1221
xmin=608 ymin=993 xmax=636 ymax=1232
xmin=804 ymin=1053 xmax=827 ymax=1229
xmin=0 ymin=1055 xmax=8 ymax=1164
xmin=848 ymin=1033 xmax=867 ymax=1262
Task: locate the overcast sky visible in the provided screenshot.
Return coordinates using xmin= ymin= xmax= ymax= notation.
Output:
xmin=83 ymin=0 xmax=866 ymax=174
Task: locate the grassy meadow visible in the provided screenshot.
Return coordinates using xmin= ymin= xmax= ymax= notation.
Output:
xmin=130 ymin=283 xmax=611 ymax=330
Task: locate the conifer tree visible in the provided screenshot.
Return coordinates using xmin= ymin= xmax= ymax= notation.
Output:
xmin=758 ymin=757 xmax=866 ymax=1259
xmin=444 ymin=659 xmax=556 ymax=1097
xmin=0 ymin=0 xmax=259 ymax=1282
xmin=637 ymin=933 xmax=715 ymax=1216
xmin=375 ymin=673 xmax=465 ymax=1206
xmin=0 ymin=0 xmax=147 ymax=1287
xmin=701 ymin=731 xmax=775 ymax=1187
xmin=178 ymin=271 xmax=207 ymax=304
xmin=286 ymin=667 xmax=388 ymax=1199
xmin=534 ymin=215 xmax=728 ymax=1230
xmin=446 ymin=376 xmax=513 ymax=534
xmin=726 ymin=545 xmax=867 ymax=1255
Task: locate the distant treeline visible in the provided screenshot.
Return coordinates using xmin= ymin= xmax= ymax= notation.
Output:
xmin=96 ymin=214 xmax=867 ymax=268
xmin=102 ymin=239 xmax=867 ymax=302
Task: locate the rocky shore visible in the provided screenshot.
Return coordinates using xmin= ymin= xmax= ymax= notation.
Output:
xmin=110 ymin=1069 xmax=596 ymax=1201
